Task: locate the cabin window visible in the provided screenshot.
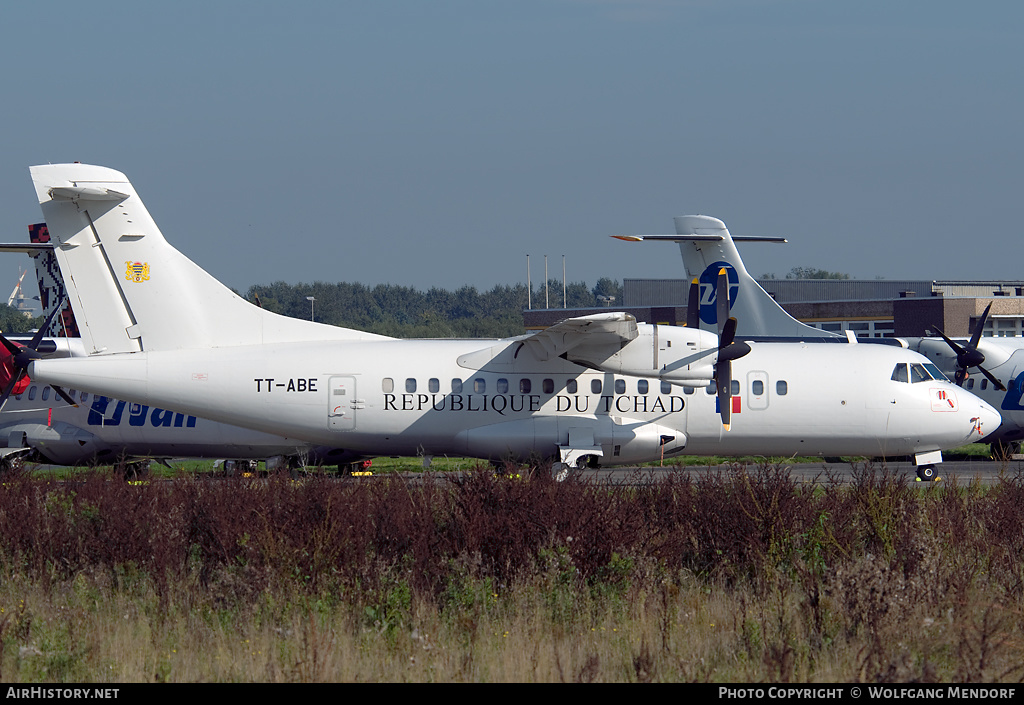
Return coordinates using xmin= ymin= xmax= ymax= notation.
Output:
xmin=776 ymin=380 xmax=788 ymax=395
xmin=405 ymin=378 xmax=417 ymax=393
xmin=706 ymin=381 xmax=717 ymax=395
xmin=966 ymin=378 xmax=975 ymax=390
xmin=42 ymin=387 xmax=50 ymax=401
xmin=752 ymin=380 xmax=764 ymax=395
xmin=520 ymin=378 xmax=532 ymax=394
xmin=591 ymin=379 xmax=602 ymax=394
xmin=615 ymin=379 xmax=626 ymax=395
xmin=683 ymin=386 xmax=695 ymax=395
xmin=474 ymin=378 xmax=486 ymax=394
xmin=428 ymin=378 xmax=440 ymax=393
xmin=661 ymin=381 xmax=672 ymax=394
xmin=451 ymin=378 xmax=463 ymax=394
xmin=543 ymin=378 xmax=555 ymax=394
xmin=382 ymin=378 xmax=394 ymax=393
xmin=497 ymin=378 xmax=509 ymax=394
xmin=80 ymin=392 xmax=89 ymax=403
xmin=731 ymin=380 xmax=740 ymax=395
xmin=981 ymin=379 xmax=989 ymax=390
xmin=27 ymin=386 xmax=36 ymax=401
xmin=637 ymin=380 xmax=649 ymax=394
xmin=566 ymin=379 xmax=577 ymax=394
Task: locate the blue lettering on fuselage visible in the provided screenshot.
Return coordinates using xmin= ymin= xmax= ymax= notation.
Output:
xmin=1001 ymin=372 xmax=1024 ymax=411
xmin=88 ymin=396 xmax=197 ymax=428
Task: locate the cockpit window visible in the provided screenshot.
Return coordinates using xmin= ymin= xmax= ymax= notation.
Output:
xmin=892 ymin=362 xmax=947 ymax=384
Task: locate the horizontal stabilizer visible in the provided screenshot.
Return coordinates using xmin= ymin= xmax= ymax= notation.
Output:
xmin=49 ymin=186 xmax=129 ymax=202
xmin=613 ymin=234 xmax=788 ymax=243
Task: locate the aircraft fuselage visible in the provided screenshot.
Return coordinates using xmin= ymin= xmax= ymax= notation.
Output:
xmin=32 ymin=336 xmax=998 ymax=466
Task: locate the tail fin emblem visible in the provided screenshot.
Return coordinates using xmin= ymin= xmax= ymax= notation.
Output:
xmin=125 ymin=261 xmax=150 ymax=283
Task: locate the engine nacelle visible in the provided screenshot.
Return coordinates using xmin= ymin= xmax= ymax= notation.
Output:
xmin=22 ymin=422 xmax=111 ymax=465
xmin=565 ymin=323 xmax=717 ymax=385
xmin=455 ymin=415 xmax=686 ymax=466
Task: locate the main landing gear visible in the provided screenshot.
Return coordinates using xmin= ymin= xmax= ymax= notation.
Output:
xmin=551 ymin=453 xmax=598 ymax=482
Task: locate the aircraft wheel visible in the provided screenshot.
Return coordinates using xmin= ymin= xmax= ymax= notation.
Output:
xmin=552 ymin=462 xmax=570 ymax=482
xmin=917 ymin=465 xmax=935 ymax=481
xmin=991 ymin=441 xmax=1020 ymax=461
xmin=122 ymin=460 xmax=151 ymax=481
xmin=575 ymin=454 xmax=593 ymax=470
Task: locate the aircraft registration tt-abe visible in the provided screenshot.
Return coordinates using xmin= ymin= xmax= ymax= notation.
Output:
xmin=18 ymin=164 xmax=1000 ymax=479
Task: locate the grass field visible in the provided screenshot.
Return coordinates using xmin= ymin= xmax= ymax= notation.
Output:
xmin=23 ymin=442 xmax=996 ymax=480
xmin=0 ymin=457 xmax=1022 ymax=682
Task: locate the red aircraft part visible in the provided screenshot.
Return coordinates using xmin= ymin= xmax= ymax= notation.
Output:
xmin=0 ymin=344 xmax=30 ymax=396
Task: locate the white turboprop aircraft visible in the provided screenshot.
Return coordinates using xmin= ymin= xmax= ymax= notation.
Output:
xmin=615 ymin=215 xmax=1024 ymax=457
xmin=0 ymin=233 xmax=360 ymax=473
xmin=17 ymin=164 xmax=1000 ymax=480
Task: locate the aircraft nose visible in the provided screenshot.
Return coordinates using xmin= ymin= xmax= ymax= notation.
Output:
xmin=962 ymin=393 xmax=1003 ymax=442
xmin=974 ymin=398 xmax=1002 ymax=440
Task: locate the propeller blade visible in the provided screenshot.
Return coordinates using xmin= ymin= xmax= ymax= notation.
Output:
xmin=0 ymin=335 xmax=20 ymax=357
xmin=686 ymin=278 xmax=700 ymax=328
xmin=28 ymin=300 xmax=65 ymax=351
xmin=977 ymin=365 xmax=1007 ymax=392
xmin=930 ymin=326 xmax=966 ymax=355
xmin=967 ymin=303 xmax=992 ymax=351
xmin=720 ymin=316 xmax=737 ymax=350
xmin=716 ymin=268 xmax=730 ymax=337
xmin=716 ymin=360 xmax=732 ymax=429
xmin=51 ymin=385 xmax=79 ymax=407
xmin=0 ymin=369 xmax=24 ymax=414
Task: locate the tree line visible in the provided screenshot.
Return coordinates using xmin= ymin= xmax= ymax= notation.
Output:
xmin=245 ymin=277 xmax=623 ymax=338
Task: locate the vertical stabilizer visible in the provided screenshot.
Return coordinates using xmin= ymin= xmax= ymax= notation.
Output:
xmin=615 ymin=215 xmax=835 ymax=339
xmin=30 ymin=164 xmax=384 ymax=354
xmin=28 ymin=223 xmax=79 ymax=337
xmin=672 ymin=216 xmax=834 ymax=339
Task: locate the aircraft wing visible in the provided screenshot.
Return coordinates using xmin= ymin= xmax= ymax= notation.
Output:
xmin=521 ymin=312 xmax=638 ymax=361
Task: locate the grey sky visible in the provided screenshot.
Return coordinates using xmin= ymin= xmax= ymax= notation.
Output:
xmin=0 ymin=1 xmax=1020 ymax=306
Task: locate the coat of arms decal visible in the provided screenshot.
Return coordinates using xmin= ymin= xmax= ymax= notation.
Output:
xmin=125 ymin=261 xmax=150 ymax=283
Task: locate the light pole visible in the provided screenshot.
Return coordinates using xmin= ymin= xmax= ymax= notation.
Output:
xmin=306 ymin=296 xmax=315 ymax=322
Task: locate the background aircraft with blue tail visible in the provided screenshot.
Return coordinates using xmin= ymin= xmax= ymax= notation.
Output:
xmin=615 ymin=215 xmax=1024 ymax=458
